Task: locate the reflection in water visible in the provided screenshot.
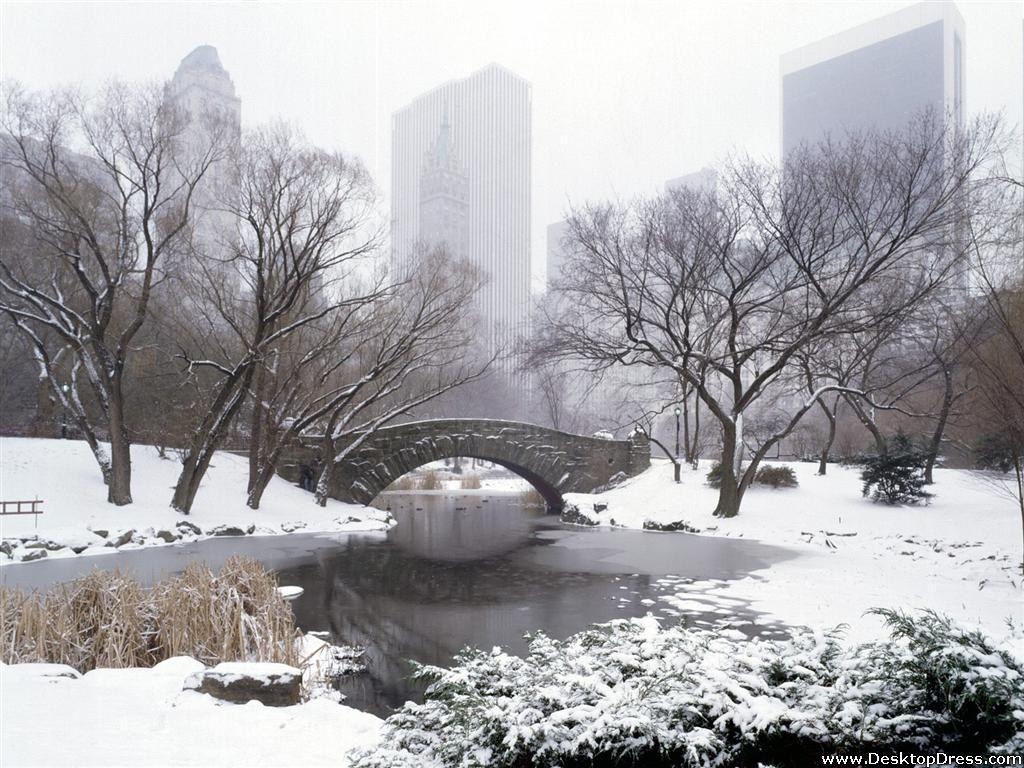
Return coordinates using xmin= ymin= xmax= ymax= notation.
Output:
xmin=281 ymin=491 xmax=795 ymax=715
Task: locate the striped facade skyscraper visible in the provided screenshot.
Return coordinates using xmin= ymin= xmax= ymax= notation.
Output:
xmin=391 ymin=64 xmax=532 ymax=371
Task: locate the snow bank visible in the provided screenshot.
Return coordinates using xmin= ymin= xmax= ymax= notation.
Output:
xmin=0 ymin=437 xmax=391 ymax=563
xmin=0 ymin=658 xmax=382 ymax=767
xmin=565 ymin=459 xmax=1022 ymax=640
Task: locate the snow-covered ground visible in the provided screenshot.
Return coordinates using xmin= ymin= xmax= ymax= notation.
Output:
xmin=566 ymin=459 xmax=1023 ymax=641
xmin=0 ymin=437 xmax=391 ymax=563
xmin=0 ymin=658 xmax=382 ymax=767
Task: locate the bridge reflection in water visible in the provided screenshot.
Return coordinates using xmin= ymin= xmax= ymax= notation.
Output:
xmin=279 ymin=491 xmax=793 ymax=715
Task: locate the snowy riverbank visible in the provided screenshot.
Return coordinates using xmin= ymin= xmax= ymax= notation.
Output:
xmin=1 ymin=657 xmax=383 ymax=767
xmin=0 ymin=437 xmax=391 ymax=564
xmin=565 ymin=458 xmax=1023 ymax=641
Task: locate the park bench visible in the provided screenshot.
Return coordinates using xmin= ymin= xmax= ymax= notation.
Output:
xmin=0 ymin=499 xmax=44 ymax=527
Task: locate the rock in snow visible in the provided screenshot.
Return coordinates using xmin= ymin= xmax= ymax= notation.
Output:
xmin=184 ymin=662 xmax=302 ymax=707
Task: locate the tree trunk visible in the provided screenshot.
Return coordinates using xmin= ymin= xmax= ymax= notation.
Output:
xmin=924 ymin=367 xmax=954 ymax=485
xmin=314 ymin=460 xmax=332 ymax=507
xmin=247 ymin=364 xmax=267 ymax=494
xmin=1013 ymin=451 xmax=1023 ymax=576
xmin=106 ymin=385 xmax=133 ymax=505
xmin=246 ymin=463 xmax=275 ymax=510
xmin=713 ymin=426 xmax=743 ymax=518
xmin=171 ymin=447 xmax=219 ymax=515
xmin=846 ymin=395 xmax=887 ymax=456
xmin=817 ymin=400 xmax=837 ymax=476
xmin=682 ymin=388 xmax=692 ymax=465
xmin=689 ymin=397 xmax=701 ymax=469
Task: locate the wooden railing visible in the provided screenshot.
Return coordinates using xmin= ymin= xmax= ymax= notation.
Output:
xmin=0 ymin=500 xmax=44 ymax=526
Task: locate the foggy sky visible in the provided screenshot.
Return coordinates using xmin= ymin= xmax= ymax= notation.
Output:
xmin=2 ymin=0 xmax=1022 ymax=287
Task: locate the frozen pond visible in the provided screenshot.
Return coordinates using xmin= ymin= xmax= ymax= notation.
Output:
xmin=2 ymin=490 xmax=797 ymax=715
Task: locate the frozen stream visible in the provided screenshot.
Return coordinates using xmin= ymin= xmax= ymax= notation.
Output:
xmin=2 ymin=489 xmax=797 ymax=715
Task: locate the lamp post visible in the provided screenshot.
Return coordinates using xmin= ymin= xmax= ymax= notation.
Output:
xmin=674 ymin=406 xmax=681 ymax=483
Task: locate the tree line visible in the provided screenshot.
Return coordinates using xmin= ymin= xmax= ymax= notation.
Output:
xmin=0 ymin=81 xmax=488 ymax=513
xmin=532 ymin=110 xmax=1023 ymax=561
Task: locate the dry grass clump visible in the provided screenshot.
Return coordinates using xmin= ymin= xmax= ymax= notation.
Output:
xmin=418 ymin=470 xmax=442 ymax=490
xmin=152 ymin=558 xmax=299 ymax=667
xmin=460 ymin=473 xmax=482 ymax=490
xmin=1 ymin=556 xmax=299 ymax=672
xmin=386 ymin=475 xmax=417 ymax=491
xmin=520 ymin=487 xmax=546 ymax=508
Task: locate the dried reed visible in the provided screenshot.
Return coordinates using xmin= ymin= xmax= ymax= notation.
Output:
xmin=1 ymin=556 xmax=299 ymax=672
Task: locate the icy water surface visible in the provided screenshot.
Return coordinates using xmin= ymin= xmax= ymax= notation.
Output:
xmin=283 ymin=491 xmax=795 ymax=714
xmin=2 ymin=490 xmax=796 ymax=715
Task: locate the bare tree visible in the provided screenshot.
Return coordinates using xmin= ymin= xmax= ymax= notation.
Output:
xmin=171 ymin=124 xmax=377 ymax=514
xmin=0 ymin=81 xmax=226 ymax=504
xmin=312 ymin=248 xmax=492 ymax=506
xmin=966 ymin=168 xmax=1024 ymax=571
xmin=536 ymin=113 xmax=1001 ymax=517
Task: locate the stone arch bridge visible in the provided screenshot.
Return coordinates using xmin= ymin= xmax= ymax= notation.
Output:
xmin=281 ymin=419 xmax=650 ymax=510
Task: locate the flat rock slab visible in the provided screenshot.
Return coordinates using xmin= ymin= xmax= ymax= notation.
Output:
xmin=2 ymin=663 xmax=81 ymax=679
xmin=184 ymin=662 xmax=301 ymax=707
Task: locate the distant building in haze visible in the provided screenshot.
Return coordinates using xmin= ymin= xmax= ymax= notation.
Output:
xmin=545 ymin=220 xmax=571 ymax=292
xmin=780 ymin=1 xmax=965 ymax=157
xmin=392 ymin=64 xmax=532 ymax=370
xmin=419 ymin=107 xmax=469 ymax=263
xmin=665 ymin=167 xmax=718 ymax=195
xmin=166 ymin=45 xmax=241 ymax=253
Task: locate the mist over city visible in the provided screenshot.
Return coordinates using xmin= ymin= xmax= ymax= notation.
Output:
xmin=1 ymin=2 xmax=1023 ymax=766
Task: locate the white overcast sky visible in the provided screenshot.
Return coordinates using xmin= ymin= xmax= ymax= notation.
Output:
xmin=2 ymin=0 xmax=1022 ymax=285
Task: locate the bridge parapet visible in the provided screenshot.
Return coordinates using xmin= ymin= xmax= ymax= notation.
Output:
xmin=280 ymin=419 xmax=649 ymax=510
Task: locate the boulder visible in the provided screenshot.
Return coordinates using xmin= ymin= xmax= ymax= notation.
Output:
xmin=560 ymin=504 xmax=599 ymax=526
xmin=21 ymin=549 xmax=47 ymax=562
xmin=154 ymin=529 xmax=180 ymax=543
xmin=88 ymin=528 xmax=109 ymax=539
xmin=642 ymin=519 xmax=701 ymax=533
xmin=591 ymin=472 xmax=628 ymax=494
xmin=184 ymin=663 xmax=301 ymax=707
xmin=280 ymin=521 xmax=306 ymax=533
xmin=3 ymin=663 xmax=80 ymax=679
xmin=209 ymin=525 xmax=247 ymax=537
xmin=111 ymin=529 xmax=135 ymax=548
xmin=1 ymin=540 xmax=17 ymax=557
xmin=176 ymin=520 xmax=202 ymax=536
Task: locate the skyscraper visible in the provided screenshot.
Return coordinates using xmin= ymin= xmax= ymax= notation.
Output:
xmin=167 ymin=45 xmax=241 ymax=251
xmin=392 ymin=64 xmax=532 ymax=367
xmin=781 ymin=1 xmax=965 ymax=157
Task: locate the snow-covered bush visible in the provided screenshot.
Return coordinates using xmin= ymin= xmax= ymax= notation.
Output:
xmin=753 ymin=465 xmax=798 ymax=488
xmin=351 ymin=612 xmax=1023 ymax=767
xmin=860 ymin=433 xmax=931 ymax=505
xmin=705 ymin=461 xmax=724 ymax=488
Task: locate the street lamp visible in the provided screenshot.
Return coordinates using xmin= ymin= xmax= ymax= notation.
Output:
xmin=674 ymin=406 xmax=681 ymax=483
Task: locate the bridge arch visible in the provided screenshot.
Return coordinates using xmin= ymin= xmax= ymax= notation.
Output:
xmin=287 ymin=419 xmax=650 ymax=511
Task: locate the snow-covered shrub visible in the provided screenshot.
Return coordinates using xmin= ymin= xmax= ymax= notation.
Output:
xmin=754 ymin=465 xmax=798 ymax=488
xmin=828 ymin=609 xmax=1024 ymax=754
xmin=860 ymin=433 xmax=931 ymax=505
xmin=350 ymin=612 xmax=1024 ymax=768
xmin=974 ymin=432 xmax=1021 ymax=473
xmin=706 ymin=461 xmax=724 ymax=488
